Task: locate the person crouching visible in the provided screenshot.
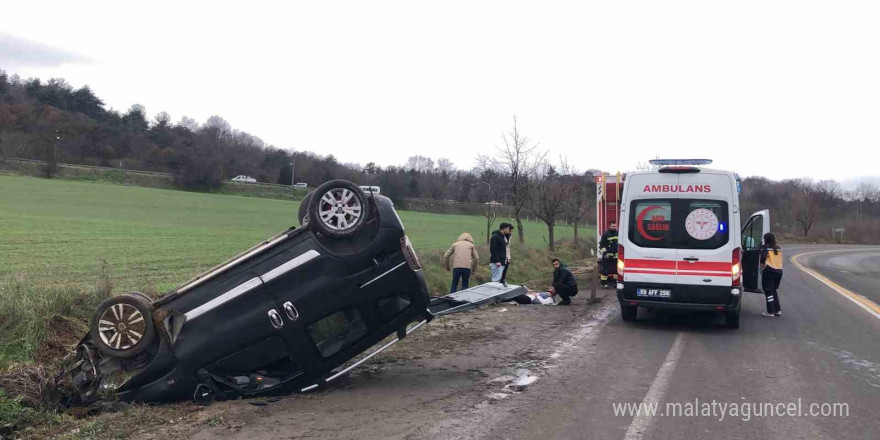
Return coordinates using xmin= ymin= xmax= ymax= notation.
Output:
xmin=551 ymin=258 xmax=579 ymax=305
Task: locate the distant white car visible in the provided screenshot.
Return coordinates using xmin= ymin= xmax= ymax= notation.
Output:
xmin=231 ymin=175 xmax=257 ymax=183
xmin=292 ymin=182 xmax=308 ymax=188
xmin=359 ymin=185 xmax=381 ymax=195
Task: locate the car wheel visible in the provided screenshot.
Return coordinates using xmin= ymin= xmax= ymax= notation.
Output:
xmin=90 ymin=293 xmax=157 ymax=359
xmin=724 ymin=310 xmax=740 ymax=329
xmin=307 ymin=180 xmax=370 ymax=238
xmin=298 ymin=191 xmax=313 ymax=225
xmin=620 ymin=304 xmax=637 ymax=322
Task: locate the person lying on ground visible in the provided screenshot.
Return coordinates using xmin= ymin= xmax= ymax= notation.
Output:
xmin=511 ymin=288 xmax=557 ymax=305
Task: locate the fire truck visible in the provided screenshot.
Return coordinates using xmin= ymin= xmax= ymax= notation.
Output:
xmin=595 ymin=171 xmax=624 ymax=284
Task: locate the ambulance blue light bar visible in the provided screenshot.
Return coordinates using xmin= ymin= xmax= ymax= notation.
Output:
xmin=648 ymin=159 xmax=713 ymax=166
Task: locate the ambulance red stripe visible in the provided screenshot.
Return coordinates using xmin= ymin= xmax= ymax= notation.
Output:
xmin=625 ymin=259 xmax=677 ymax=270
xmin=678 ymin=261 xmax=730 ymax=271
xmin=676 ymin=272 xmax=731 ymax=276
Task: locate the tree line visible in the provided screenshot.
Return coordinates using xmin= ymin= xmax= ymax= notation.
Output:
xmin=1 ymin=70 xmax=877 ymax=246
xmin=0 ymin=70 xmax=474 ymax=197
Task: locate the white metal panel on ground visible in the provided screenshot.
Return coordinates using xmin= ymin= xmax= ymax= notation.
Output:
xmin=428 ymin=282 xmax=527 ymax=316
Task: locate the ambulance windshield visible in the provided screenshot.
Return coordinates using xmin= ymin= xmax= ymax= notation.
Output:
xmin=630 ymin=199 xmax=729 ymax=249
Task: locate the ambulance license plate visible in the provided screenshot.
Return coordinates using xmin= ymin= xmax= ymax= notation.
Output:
xmin=636 ymin=288 xmax=671 ymax=298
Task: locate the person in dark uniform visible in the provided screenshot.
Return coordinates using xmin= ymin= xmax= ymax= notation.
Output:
xmin=760 ymin=232 xmax=783 ymax=317
xmin=599 ymin=221 xmax=619 ymax=288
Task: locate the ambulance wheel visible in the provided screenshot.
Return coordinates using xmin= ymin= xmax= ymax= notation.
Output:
xmin=308 ymin=180 xmax=369 ymax=238
xmin=620 ymin=304 xmax=637 ymax=322
xmin=298 ymin=191 xmax=313 ymax=225
xmin=724 ymin=310 xmax=740 ymax=329
xmin=91 ymin=294 xmax=156 ymax=359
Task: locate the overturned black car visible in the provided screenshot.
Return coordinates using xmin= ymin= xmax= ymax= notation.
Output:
xmin=62 ymin=180 xmax=433 ymax=405
xmin=60 ymin=180 xmax=527 ymax=406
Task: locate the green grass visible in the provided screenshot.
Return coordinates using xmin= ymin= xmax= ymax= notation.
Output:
xmin=0 ymin=174 xmax=593 ymax=367
xmin=0 ymin=174 xmax=591 ymax=292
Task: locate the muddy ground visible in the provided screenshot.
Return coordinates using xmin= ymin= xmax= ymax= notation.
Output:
xmin=142 ymin=298 xmax=614 ymax=439
xmin=19 ymin=268 xmax=620 ymax=440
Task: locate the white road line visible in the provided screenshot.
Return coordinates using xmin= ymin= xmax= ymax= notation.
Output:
xmin=624 ymin=332 xmax=685 ymax=440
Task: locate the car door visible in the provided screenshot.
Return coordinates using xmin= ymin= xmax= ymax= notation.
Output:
xmin=741 ymin=209 xmax=770 ymax=292
xmin=255 ymin=241 xmax=348 ymax=383
xmin=174 ymin=274 xmax=293 ymax=380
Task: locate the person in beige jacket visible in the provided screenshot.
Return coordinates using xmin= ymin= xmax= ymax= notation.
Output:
xmin=444 ymin=233 xmax=480 ymax=293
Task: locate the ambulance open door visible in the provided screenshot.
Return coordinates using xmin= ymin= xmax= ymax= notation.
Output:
xmin=741 ymin=210 xmax=770 ymax=292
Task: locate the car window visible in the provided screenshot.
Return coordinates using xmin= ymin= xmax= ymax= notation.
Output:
xmin=377 ymin=295 xmax=411 ymax=320
xmin=629 ymin=199 xmax=729 ymax=249
xmin=308 ymin=309 xmax=368 ymax=358
xmin=630 ymin=200 xmax=673 ymax=248
xmin=742 ymin=213 xmax=763 ymax=251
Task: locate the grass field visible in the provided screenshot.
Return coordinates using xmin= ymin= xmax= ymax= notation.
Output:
xmin=0 ymin=174 xmax=589 ymax=292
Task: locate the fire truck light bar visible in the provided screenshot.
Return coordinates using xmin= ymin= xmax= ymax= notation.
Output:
xmin=648 ymin=159 xmax=713 ymax=166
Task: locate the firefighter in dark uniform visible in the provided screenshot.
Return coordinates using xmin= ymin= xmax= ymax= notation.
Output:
xmin=599 ymin=221 xmax=619 ymax=288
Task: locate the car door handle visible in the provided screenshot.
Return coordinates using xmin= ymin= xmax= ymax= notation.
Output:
xmin=268 ymin=309 xmax=284 ymax=329
xmin=682 ymin=257 xmax=700 ymax=263
xmin=283 ymin=301 xmax=299 ymax=321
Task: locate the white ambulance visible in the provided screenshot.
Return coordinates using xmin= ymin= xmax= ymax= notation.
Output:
xmin=616 ymin=159 xmax=769 ymax=329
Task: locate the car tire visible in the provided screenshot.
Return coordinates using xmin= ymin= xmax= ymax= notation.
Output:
xmin=620 ymin=304 xmax=637 ymax=322
xmin=90 ymin=293 xmax=157 ymax=359
xmin=724 ymin=310 xmax=740 ymax=329
xmin=307 ymin=180 xmax=370 ymax=238
xmin=298 ymin=191 xmax=313 ymax=226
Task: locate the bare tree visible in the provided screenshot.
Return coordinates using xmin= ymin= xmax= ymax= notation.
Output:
xmin=568 ymin=171 xmax=597 ymax=242
xmin=437 ymin=158 xmax=455 ymax=174
xmin=153 ymin=111 xmax=172 ymax=127
xmin=529 ymin=158 xmax=577 ymax=251
xmin=478 ymin=116 xmax=546 ymax=244
xmin=853 ymin=182 xmax=879 ymax=220
xmin=472 ymin=177 xmax=504 ymax=244
xmin=405 ymin=155 xmax=435 ymax=173
xmin=178 ymin=116 xmax=200 ymax=132
xmin=791 ymin=181 xmax=820 ymax=237
xmin=815 ymin=179 xmax=841 ymax=208
xmin=205 ymin=115 xmax=232 ymax=140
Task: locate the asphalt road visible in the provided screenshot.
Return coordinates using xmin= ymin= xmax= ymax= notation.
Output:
xmin=800 ymin=245 xmax=880 ymax=306
xmin=480 ymin=244 xmax=880 ymax=440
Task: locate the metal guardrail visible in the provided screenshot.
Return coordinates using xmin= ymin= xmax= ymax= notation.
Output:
xmin=4 ymin=157 xmax=175 ymax=177
xmin=3 ymin=157 xmax=312 ymax=190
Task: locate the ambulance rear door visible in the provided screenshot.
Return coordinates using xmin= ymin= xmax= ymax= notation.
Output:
xmin=622 ymin=173 xmax=678 ymax=286
xmin=741 ymin=209 xmax=770 ymax=292
xmin=675 ymin=172 xmax=738 ymax=288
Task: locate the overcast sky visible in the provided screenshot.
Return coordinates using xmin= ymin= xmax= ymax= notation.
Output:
xmin=2 ymin=0 xmax=879 ymax=182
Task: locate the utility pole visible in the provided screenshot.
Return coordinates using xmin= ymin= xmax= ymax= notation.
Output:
xmin=53 ymin=129 xmax=60 ymax=162
xmin=290 ymin=159 xmax=295 ymax=187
